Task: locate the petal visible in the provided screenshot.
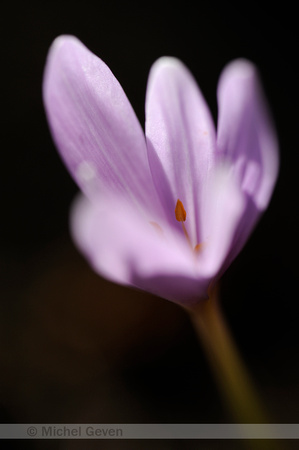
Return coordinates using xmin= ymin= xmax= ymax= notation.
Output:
xmin=43 ymin=35 xmax=160 ymax=214
xmin=197 ymin=164 xmax=246 ymax=278
xmin=217 ymin=59 xmax=279 ymax=210
xmin=145 ymin=57 xmax=216 ymax=246
xmin=216 ymin=59 xmax=279 ymax=267
xmin=71 ymin=194 xmax=211 ymax=305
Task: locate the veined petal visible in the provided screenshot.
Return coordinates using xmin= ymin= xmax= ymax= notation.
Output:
xmin=145 ymin=57 xmax=216 ymax=246
xmin=71 ymin=194 xmax=210 ymax=305
xmin=43 ymin=35 xmax=160 ymax=214
xmin=216 ymin=59 xmax=279 ymax=267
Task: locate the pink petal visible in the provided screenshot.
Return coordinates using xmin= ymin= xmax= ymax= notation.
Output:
xmin=197 ymin=164 xmax=246 ymax=278
xmin=216 ymin=59 xmax=279 ymax=267
xmin=145 ymin=57 xmax=216 ymax=246
xmin=71 ymin=194 xmax=211 ymax=305
xmin=43 ymin=36 xmax=160 ymax=214
xmin=217 ymin=59 xmax=279 ymax=209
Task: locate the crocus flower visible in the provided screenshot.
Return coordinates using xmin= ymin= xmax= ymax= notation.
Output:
xmin=43 ymin=36 xmax=279 ymax=306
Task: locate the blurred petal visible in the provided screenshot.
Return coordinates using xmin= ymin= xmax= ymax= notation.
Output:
xmin=145 ymin=57 xmax=216 ymax=245
xmin=71 ymin=194 xmax=210 ymax=305
xmin=216 ymin=60 xmax=279 ymax=267
xmin=217 ymin=59 xmax=279 ymax=210
xmin=43 ymin=35 xmax=160 ymax=213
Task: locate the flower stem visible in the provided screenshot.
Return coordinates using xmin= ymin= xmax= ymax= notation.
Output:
xmin=186 ymin=286 xmax=285 ymax=449
xmin=187 ymin=284 xmax=266 ymax=423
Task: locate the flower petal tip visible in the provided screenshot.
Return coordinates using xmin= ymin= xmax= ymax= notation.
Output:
xmin=220 ymin=58 xmax=258 ymax=82
xmin=43 ymin=35 xmax=83 ymax=93
xmin=48 ymin=34 xmax=81 ymax=52
xmin=148 ymin=56 xmax=190 ymax=82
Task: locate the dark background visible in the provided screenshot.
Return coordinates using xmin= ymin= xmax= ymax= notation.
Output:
xmin=0 ymin=1 xmax=298 ymax=449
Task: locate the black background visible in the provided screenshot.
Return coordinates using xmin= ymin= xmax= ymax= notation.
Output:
xmin=1 ymin=1 xmax=298 ymax=449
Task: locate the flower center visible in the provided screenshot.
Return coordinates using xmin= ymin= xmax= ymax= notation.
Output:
xmin=175 ymin=199 xmax=202 ymax=253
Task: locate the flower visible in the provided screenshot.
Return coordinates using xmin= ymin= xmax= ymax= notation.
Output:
xmin=43 ymin=36 xmax=279 ymax=306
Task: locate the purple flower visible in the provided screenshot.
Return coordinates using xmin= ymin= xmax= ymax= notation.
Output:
xmin=43 ymin=36 xmax=279 ymax=306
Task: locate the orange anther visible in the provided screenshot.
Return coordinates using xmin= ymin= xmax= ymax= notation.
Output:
xmin=175 ymin=199 xmax=186 ymax=222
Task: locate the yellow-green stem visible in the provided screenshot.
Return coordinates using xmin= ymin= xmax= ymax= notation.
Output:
xmin=186 ymin=286 xmax=283 ymax=449
xmin=187 ymin=285 xmax=266 ymax=422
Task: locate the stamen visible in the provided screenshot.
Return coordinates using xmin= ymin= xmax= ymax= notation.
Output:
xmin=175 ymin=199 xmax=203 ymax=255
xmin=175 ymin=199 xmax=192 ymax=249
xmin=181 ymin=222 xmax=191 ymax=247
xmin=175 ymin=199 xmax=186 ymax=222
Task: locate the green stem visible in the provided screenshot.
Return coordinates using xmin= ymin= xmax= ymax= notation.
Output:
xmin=187 ymin=285 xmax=266 ymax=422
xmin=186 ymin=286 xmax=285 ymax=449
